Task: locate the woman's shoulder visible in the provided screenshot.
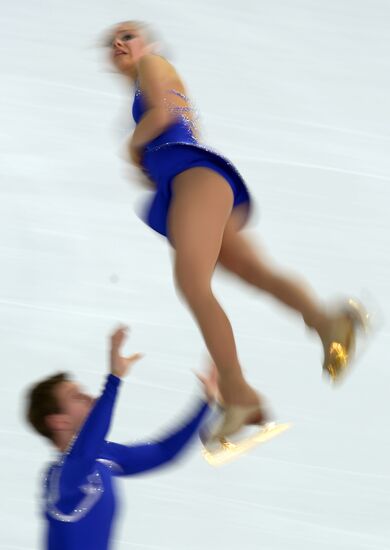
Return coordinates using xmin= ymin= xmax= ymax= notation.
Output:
xmin=138 ymin=53 xmax=175 ymax=73
xmin=138 ymin=54 xmax=186 ymax=93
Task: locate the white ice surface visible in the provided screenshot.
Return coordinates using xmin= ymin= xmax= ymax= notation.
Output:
xmin=1 ymin=0 xmax=389 ymax=548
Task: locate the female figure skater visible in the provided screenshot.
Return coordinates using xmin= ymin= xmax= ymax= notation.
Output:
xmin=106 ymin=21 xmax=365 ymax=443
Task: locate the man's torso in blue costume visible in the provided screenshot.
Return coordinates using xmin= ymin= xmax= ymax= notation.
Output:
xmin=42 ymin=374 xmax=209 ymax=550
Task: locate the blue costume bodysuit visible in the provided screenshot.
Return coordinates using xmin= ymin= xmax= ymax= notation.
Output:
xmin=42 ymin=374 xmax=209 ymax=550
xmin=133 ymin=87 xmax=251 ymax=237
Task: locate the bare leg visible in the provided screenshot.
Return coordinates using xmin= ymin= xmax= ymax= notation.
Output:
xmin=168 ymin=168 xmax=258 ymax=407
xmin=218 ymin=208 xmax=329 ymax=337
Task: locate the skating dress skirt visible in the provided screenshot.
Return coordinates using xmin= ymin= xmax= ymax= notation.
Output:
xmin=133 ymin=88 xmax=251 ymax=237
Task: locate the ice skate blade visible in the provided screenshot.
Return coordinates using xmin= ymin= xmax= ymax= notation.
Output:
xmin=202 ymin=422 xmax=291 ymax=466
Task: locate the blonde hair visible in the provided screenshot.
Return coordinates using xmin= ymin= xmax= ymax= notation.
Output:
xmin=103 ymin=20 xmax=158 ymax=48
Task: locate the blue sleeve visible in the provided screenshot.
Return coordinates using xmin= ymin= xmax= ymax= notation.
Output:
xmin=58 ymin=374 xmax=121 ymax=506
xmin=101 ymin=399 xmax=209 ymax=476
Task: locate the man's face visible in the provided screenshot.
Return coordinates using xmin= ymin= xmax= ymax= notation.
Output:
xmin=53 ymin=381 xmax=95 ymax=434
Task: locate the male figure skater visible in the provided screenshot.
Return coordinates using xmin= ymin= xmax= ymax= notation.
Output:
xmin=26 ymin=326 xmax=215 ymax=550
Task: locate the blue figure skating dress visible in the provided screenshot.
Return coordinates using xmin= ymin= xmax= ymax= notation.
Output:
xmin=133 ymin=87 xmax=251 ymax=237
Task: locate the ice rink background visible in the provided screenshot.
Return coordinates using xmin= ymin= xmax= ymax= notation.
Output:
xmin=1 ymin=0 xmax=389 ymax=548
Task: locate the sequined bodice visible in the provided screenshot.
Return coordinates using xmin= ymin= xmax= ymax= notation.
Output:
xmin=130 ymin=84 xmax=251 ymax=238
xmin=132 ymin=87 xmax=199 ymax=151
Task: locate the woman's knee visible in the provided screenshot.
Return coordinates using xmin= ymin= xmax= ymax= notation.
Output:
xmin=218 ymin=246 xmax=253 ymax=278
xmin=219 ymin=250 xmax=275 ymax=289
xmin=174 ymin=260 xmax=212 ymax=302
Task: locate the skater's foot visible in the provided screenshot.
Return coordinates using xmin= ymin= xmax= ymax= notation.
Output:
xmin=206 ymin=380 xmax=268 ymax=443
xmin=204 ymin=397 xmax=269 ymax=446
xmin=319 ymin=298 xmax=368 ymax=382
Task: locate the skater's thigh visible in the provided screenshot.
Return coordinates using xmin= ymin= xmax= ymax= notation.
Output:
xmin=168 ymin=167 xmax=234 ymax=267
xmin=219 ymin=210 xmax=270 ymax=273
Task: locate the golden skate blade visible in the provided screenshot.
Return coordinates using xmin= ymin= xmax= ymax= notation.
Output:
xmin=202 ymin=422 xmax=291 ymax=467
xmin=326 ymin=342 xmax=349 ymax=382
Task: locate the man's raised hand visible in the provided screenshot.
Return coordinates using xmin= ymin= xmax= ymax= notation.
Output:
xmin=110 ymin=326 xmax=143 ymax=379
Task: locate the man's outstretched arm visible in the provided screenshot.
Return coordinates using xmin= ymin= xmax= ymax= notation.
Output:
xmin=100 ymin=364 xmax=218 ymax=476
xmin=102 ymin=398 xmax=210 ymax=475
